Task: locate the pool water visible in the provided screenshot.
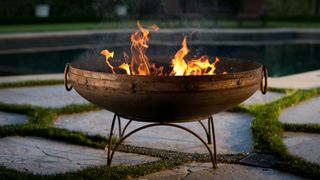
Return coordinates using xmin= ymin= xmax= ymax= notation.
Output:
xmin=0 ymin=43 xmax=319 ymax=77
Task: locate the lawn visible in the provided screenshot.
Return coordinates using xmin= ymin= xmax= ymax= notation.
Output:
xmin=1 ymin=20 xmax=320 ymax=34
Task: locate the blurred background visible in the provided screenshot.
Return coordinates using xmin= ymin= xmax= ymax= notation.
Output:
xmin=1 ymin=0 xmax=320 ymax=23
xmin=0 ymin=0 xmax=320 ymax=77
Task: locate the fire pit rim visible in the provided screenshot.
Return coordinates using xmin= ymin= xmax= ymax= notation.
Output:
xmin=68 ymin=58 xmax=262 ymax=82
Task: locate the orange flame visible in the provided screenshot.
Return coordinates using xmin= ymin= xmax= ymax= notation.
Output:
xmin=170 ymin=37 xmax=188 ymax=76
xmin=100 ymin=49 xmax=115 ymax=74
xmin=100 ymin=21 xmax=223 ymax=76
xmin=118 ymin=52 xmax=131 ymax=75
xmin=169 ymin=36 xmax=220 ymax=76
xmin=119 ymin=63 xmax=131 ymax=75
xmin=130 ymin=21 xmax=151 ymax=75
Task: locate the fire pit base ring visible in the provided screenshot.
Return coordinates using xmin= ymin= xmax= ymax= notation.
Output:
xmin=106 ymin=114 xmax=218 ymax=168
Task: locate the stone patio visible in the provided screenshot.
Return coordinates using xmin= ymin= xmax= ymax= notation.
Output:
xmin=282 ymin=132 xmax=320 ymax=165
xmin=0 ymin=74 xmax=63 ymax=83
xmin=242 ymin=91 xmax=285 ymax=106
xmin=279 ymin=90 xmax=320 ymax=166
xmin=55 ymin=111 xmax=254 ymax=154
xmin=279 ymin=96 xmax=320 ymax=124
xmin=0 ymin=69 xmax=319 ymax=177
xmin=0 ymin=136 xmax=159 ymax=174
xmin=0 ymin=85 xmax=88 ymax=108
xmin=268 ymin=70 xmax=320 ymax=89
xmin=0 ymin=111 xmax=28 ymax=126
xmin=141 ymin=163 xmax=305 ymax=180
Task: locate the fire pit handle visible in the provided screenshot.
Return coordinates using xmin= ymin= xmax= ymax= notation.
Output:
xmin=260 ymin=65 xmax=268 ymax=94
xmin=64 ymin=63 xmax=73 ymax=91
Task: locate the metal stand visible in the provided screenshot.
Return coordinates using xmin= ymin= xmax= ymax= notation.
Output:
xmin=106 ymin=114 xmax=217 ymax=168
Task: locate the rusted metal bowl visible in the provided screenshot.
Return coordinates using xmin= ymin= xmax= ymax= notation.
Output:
xmin=65 ymin=57 xmax=267 ymax=123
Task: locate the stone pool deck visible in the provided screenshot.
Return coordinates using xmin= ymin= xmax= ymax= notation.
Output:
xmin=2 ymin=28 xmax=320 ymax=54
xmin=0 ymin=70 xmax=319 ymax=179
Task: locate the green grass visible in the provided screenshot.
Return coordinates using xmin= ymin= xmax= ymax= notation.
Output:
xmin=0 ymin=151 xmax=244 ymax=180
xmin=267 ymin=87 xmax=296 ymax=94
xmin=0 ymin=99 xmax=245 ymax=179
xmin=0 ymin=20 xmax=188 ymax=33
xmin=0 ymin=97 xmax=243 ymax=179
xmin=0 ymin=102 xmax=99 ymax=125
xmin=0 ymin=102 xmax=102 ymax=146
xmin=1 ymin=20 xmax=320 ymax=34
xmin=246 ymin=88 xmax=320 ymax=179
xmin=283 ymin=123 xmax=320 ymax=133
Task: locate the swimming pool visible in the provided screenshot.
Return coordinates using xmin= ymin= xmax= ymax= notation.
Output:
xmin=0 ymin=43 xmax=319 ymax=77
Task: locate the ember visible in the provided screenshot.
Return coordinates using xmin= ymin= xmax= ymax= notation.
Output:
xmin=100 ymin=21 xmax=222 ymax=76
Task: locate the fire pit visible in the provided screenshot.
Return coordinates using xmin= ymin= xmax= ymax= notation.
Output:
xmin=64 ymin=57 xmax=267 ymax=168
xmin=65 ymin=58 xmax=266 ymax=122
xmin=64 ymin=22 xmax=268 ymax=168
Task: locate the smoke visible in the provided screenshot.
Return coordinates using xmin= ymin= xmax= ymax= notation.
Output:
xmin=74 ymin=0 xmax=222 ymax=69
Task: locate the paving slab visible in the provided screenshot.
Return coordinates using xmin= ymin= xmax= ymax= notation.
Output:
xmin=141 ymin=163 xmax=305 ymax=180
xmin=55 ymin=110 xmax=254 ymax=154
xmin=269 ymin=70 xmax=320 ymax=89
xmin=0 ymin=111 xmax=28 ymax=126
xmin=0 ymin=136 xmax=159 ymax=175
xmin=0 ymin=74 xmax=63 ymax=83
xmin=2 ymin=28 xmax=320 ymax=54
xmin=242 ymin=91 xmax=285 ymax=106
xmin=0 ymin=85 xmax=88 ymax=108
xmin=282 ymin=132 xmax=320 ymax=164
xmin=279 ymin=96 xmax=320 ymax=124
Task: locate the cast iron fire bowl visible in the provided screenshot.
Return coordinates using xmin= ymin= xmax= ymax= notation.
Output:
xmin=64 ymin=57 xmax=267 ymax=123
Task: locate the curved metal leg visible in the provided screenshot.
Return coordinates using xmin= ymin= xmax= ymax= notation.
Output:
xmin=209 ymin=116 xmax=217 ymax=164
xmin=107 ymin=122 xmax=217 ymax=168
xmin=117 ymin=115 xmax=122 ymax=138
xmin=198 ymin=120 xmax=212 ymax=144
xmin=107 ymin=114 xmax=117 ymax=165
xmin=208 ymin=118 xmax=212 ymax=144
xmin=116 ymin=116 xmax=132 ymax=138
xmin=121 ymin=120 xmax=132 ymax=136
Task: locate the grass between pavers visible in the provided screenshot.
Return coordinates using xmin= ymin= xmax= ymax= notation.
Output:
xmin=0 ymin=102 xmax=99 ymax=126
xmin=0 ymin=99 xmax=244 ymax=179
xmin=283 ymin=123 xmax=320 ymax=133
xmin=0 ymin=102 xmax=108 ymax=147
xmin=0 ymin=125 xmax=108 ymax=148
xmin=0 ymin=100 xmax=245 ymax=179
xmin=267 ymin=87 xmax=297 ymax=94
xmin=0 ymin=149 xmax=244 ymax=180
xmin=0 ymin=82 xmax=319 ymax=178
xmin=245 ymin=87 xmax=320 ymax=179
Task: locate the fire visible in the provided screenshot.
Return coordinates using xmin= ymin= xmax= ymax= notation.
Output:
xmin=170 ymin=36 xmax=220 ymax=76
xmin=100 ymin=21 xmax=223 ymax=76
xmin=100 ymin=49 xmax=115 ymax=74
xmin=119 ymin=52 xmax=131 ymax=75
xmin=130 ymin=21 xmax=151 ymax=75
xmin=170 ymin=37 xmax=188 ymax=76
xmin=119 ymin=63 xmax=131 ymax=75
